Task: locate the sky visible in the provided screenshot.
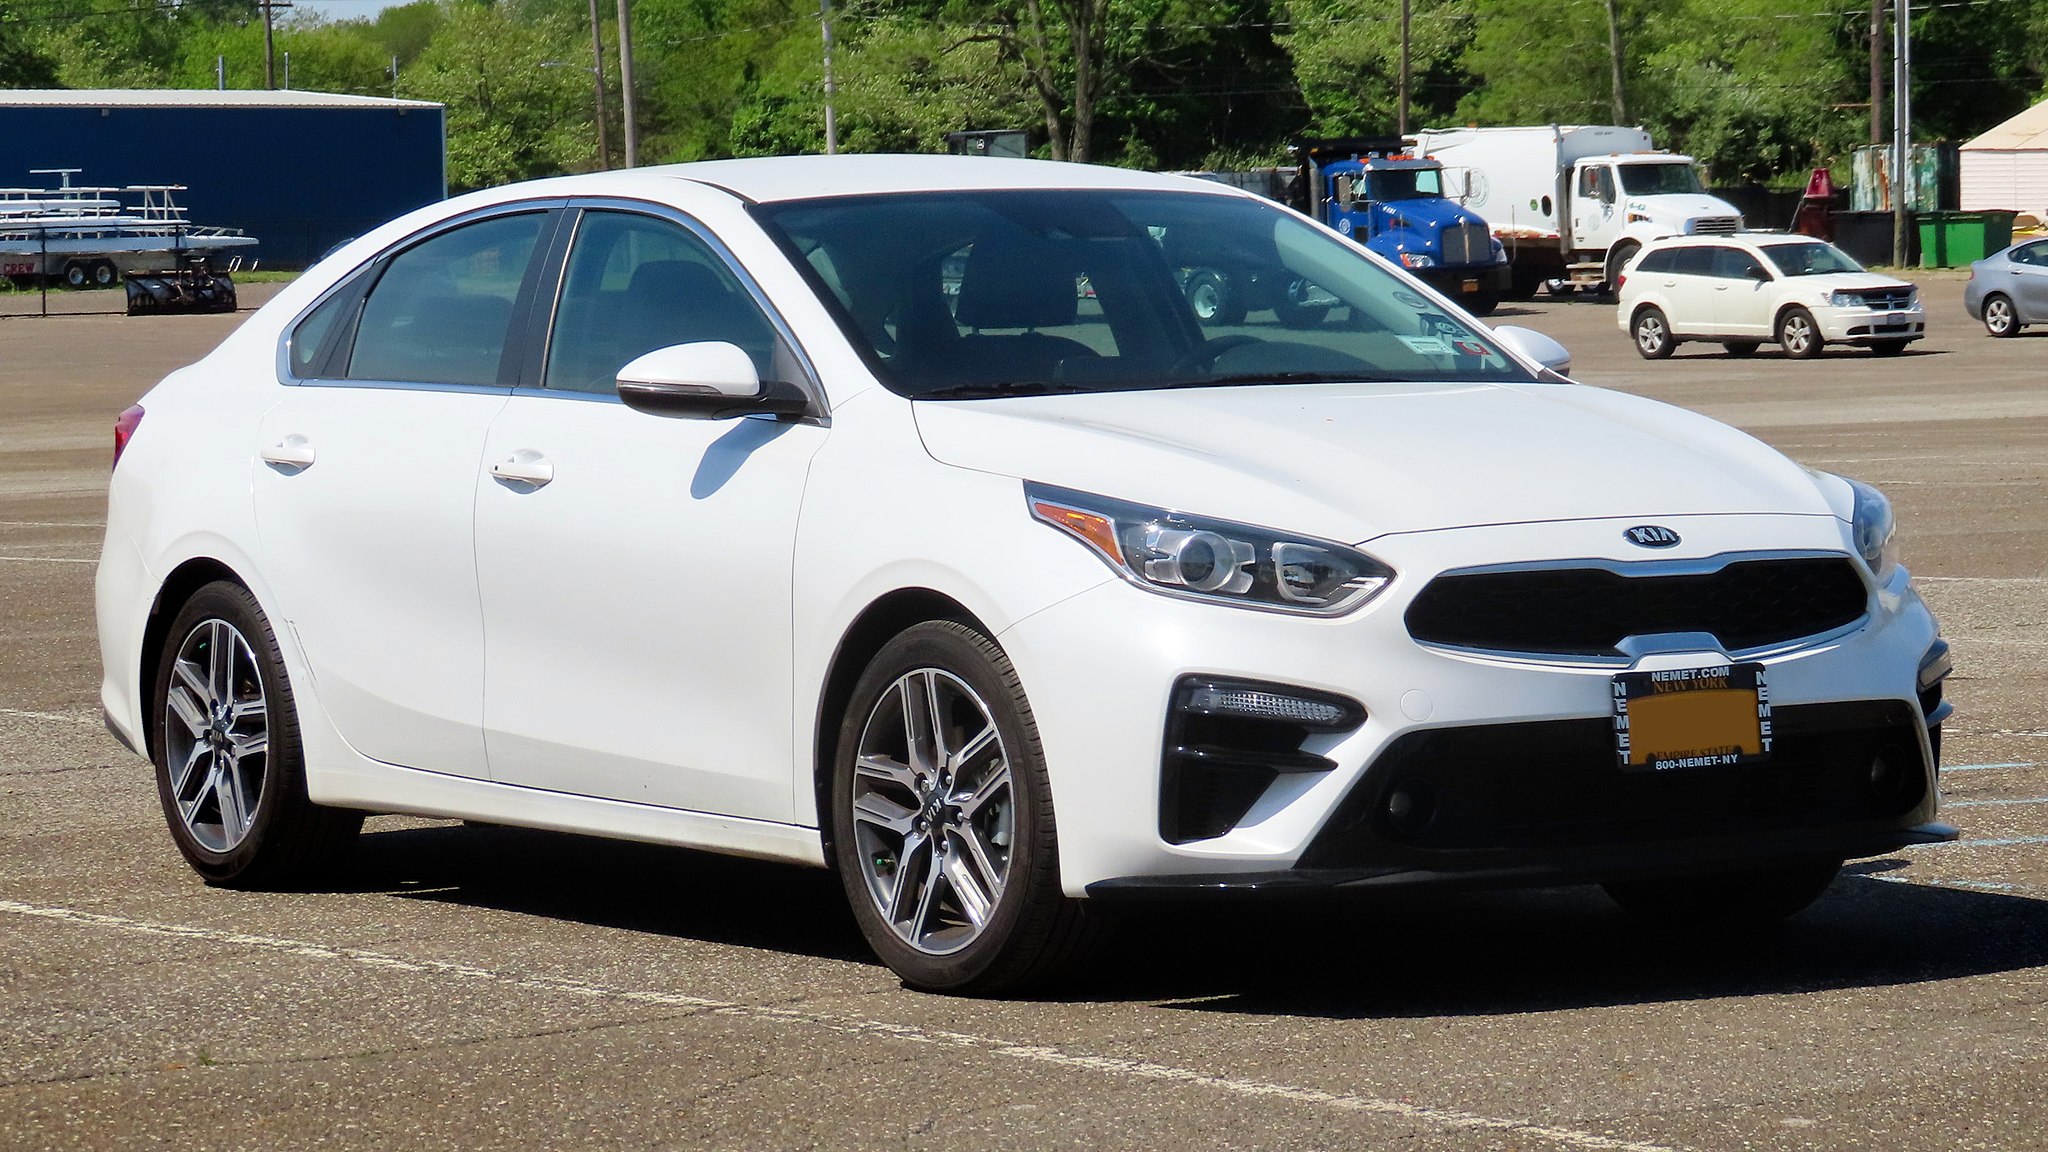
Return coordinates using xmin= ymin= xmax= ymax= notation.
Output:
xmin=288 ymin=0 xmax=405 ymax=19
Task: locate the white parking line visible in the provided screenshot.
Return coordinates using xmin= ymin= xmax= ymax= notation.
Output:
xmin=1943 ymin=762 xmax=2038 ymax=773
xmin=0 ymin=521 xmax=100 ymax=529
xmin=1918 ymin=835 xmax=2048 ymax=849
xmin=0 ymin=898 xmax=1681 ymax=1152
xmin=1943 ymin=796 xmax=2048 ymax=809
xmin=0 ymin=555 xmax=94 ymax=565
xmin=0 ymin=708 xmax=98 ymax=727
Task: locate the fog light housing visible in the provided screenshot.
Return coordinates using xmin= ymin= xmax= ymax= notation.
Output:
xmin=1160 ymin=677 xmax=1366 ymax=844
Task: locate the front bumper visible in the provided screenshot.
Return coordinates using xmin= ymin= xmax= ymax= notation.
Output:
xmin=1413 ymin=261 xmax=1512 ymax=300
xmin=997 ymin=514 xmax=1945 ymax=898
xmin=1814 ymin=302 xmax=1926 ymax=345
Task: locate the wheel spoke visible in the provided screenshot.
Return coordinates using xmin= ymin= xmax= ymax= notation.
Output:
xmin=174 ymin=657 xmax=212 ymax=710
xmin=166 ymin=684 xmax=209 ymax=737
xmin=899 ymin=678 xmax=937 ymax=775
xmin=942 ymin=849 xmax=993 ymax=930
xmin=854 ymin=753 xmax=918 ymax=793
xmin=884 ymin=830 xmax=929 ymax=924
xmin=184 ymin=758 xmax=223 ymax=824
xmin=949 ymin=721 xmax=998 ymax=775
xmin=921 ymin=671 xmax=950 ymax=768
xmin=909 ymin=850 xmax=945 ymax=941
xmin=169 ymin=740 xmax=209 ymax=801
xmin=229 ymin=698 xmax=265 ymax=724
xmin=956 ymin=823 xmax=1006 ymax=901
xmin=231 ymin=730 xmax=268 ymax=761
xmin=852 ymin=791 xmax=916 ymax=837
xmin=214 ymin=757 xmax=247 ymax=837
xmin=207 ymin=620 xmax=233 ymax=703
xmin=958 ymin=759 xmax=1011 ymax=819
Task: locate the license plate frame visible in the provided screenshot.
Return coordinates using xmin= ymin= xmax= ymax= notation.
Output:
xmin=1612 ymin=662 xmax=1772 ymax=771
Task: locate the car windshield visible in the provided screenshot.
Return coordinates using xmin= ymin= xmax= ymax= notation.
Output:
xmin=1762 ymin=241 xmax=1865 ymax=277
xmin=751 ymin=189 xmax=1533 ymax=399
xmin=1617 ymin=163 xmax=1703 ymax=196
xmin=1366 ymin=167 xmax=1443 ymax=201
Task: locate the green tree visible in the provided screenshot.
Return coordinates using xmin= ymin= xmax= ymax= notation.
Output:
xmin=402 ymin=0 xmax=595 ymax=188
xmin=1283 ymin=0 xmax=1471 ymax=136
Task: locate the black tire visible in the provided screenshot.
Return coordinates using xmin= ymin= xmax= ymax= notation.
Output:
xmin=1463 ymin=292 xmax=1498 ymax=317
xmin=1603 ymin=857 xmax=1843 ymax=924
xmin=830 ymin=620 xmax=1099 ymax=995
xmin=91 ymin=260 xmax=118 ymax=287
xmin=1721 ymin=341 xmax=1760 ymax=358
xmin=1869 ymin=339 xmax=1911 ymax=357
xmin=1631 ymin=305 xmax=1676 ymax=359
xmin=1183 ymin=269 xmax=1243 ymax=326
xmin=1604 ymin=241 xmax=1641 ymax=299
xmin=151 ymin=581 xmax=362 ymax=887
xmin=1777 ymin=306 xmax=1823 ymax=359
xmin=62 ymin=261 xmax=89 ymax=289
xmin=1982 ymin=293 xmax=2020 ymax=338
xmin=1503 ymin=267 xmax=1543 ymax=301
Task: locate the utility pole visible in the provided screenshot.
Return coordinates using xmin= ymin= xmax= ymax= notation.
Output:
xmin=587 ymin=0 xmax=612 ymax=169
xmin=821 ymin=0 xmax=838 ymax=154
xmin=1869 ymin=0 xmax=1884 ymax=145
xmin=616 ymin=0 xmax=639 ymax=167
xmin=259 ymin=0 xmax=292 ymax=90
xmin=1397 ymin=0 xmax=1410 ymax=137
xmin=1604 ymin=0 xmax=1626 ymax=123
xmin=1892 ymin=0 xmax=1912 ymax=267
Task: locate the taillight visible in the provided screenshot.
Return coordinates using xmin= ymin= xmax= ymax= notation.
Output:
xmin=1615 ymin=273 xmax=1627 ymax=291
xmin=113 ymin=404 xmax=144 ymax=469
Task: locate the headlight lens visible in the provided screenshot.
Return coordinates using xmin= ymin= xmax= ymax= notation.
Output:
xmin=1399 ymin=252 xmax=1437 ymax=268
xmin=1026 ymin=483 xmax=1394 ymax=616
xmin=1846 ymin=477 xmax=1901 ymax=580
xmin=1827 ymin=290 xmax=1859 ymax=307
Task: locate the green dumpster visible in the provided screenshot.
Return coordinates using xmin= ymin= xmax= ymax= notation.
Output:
xmin=1919 ymin=211 xmax=2018 ymax=268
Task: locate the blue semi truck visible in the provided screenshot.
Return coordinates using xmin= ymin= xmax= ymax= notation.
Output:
xmin=1182 ymin=137 xmax=1511 ymax=320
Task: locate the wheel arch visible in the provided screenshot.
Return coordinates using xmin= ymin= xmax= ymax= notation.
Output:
xmin=138 ymin=557 xmax=251 ymax=760
xmin=811 ymin=587 xmax=987 ymax=868
xmin=1773 ymin=300 xmax=1815 ymax=334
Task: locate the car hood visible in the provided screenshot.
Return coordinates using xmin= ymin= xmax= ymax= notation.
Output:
xmin=1629 ymin=193 xmax=1742 ymax=222
xmin=1775 ymin=272 xmax=1913 ymax=292
xmin=912 ymin=381 xmax=1835 ymax=544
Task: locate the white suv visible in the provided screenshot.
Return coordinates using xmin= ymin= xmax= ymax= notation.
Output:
xmin=1617 ymin=234 xmax=1924 ymax=359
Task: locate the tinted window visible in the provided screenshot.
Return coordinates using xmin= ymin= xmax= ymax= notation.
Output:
xmin=2014 ymin=242 xmax=2048 ymax=267
xmin=1762 ymin=241 xmax=1863 ymax=277
xmin=754 ymin=190 xmax=1535 ymax=399
xmin=1635 ymin=248 xmax=1679 ymax=274
xmin=1712 ymin=247 xmax=1766 ymax=280
xmin=289 ymin=278 xmax=362 ymax=377
xmin=1617 ymin=163 xmax=1704 ymax=196
xmin=544 ymin=211 xmax=780 ymax=394
xmin=1669 ymin=247 xmax=1715 ymax=276
xmin=347 ymin=212 xmax=546 ymax=387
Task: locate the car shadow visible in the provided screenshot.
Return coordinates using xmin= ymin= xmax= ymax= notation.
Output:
xmin=338 ymin=824 xmax=2048 ymax=1013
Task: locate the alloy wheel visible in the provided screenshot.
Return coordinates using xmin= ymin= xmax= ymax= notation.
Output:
xmin=162 ymin=618 xmax=269 ymax=853
xmin=849 ymin=668 xmax=1014 ymax=956
xmin=1985 ymin=296 xmax=2016 ymax=337
xmin=1781 ymin=313 xmax=1815 ymax=355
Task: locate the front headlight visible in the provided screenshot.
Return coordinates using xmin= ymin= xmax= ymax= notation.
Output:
xmin=1399 ymin=252 xmax=1437 ymax=269
xmin=1026 ymin=483 xmax=1394 ymax=616
xmin=1846 ymin=477 xmax=1901 ymax=581
xmin=1827 ymin=290 xmax=1859 ymax=307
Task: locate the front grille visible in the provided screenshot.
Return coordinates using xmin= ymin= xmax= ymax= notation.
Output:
xmin=1297 ymin=700 xmax=1926 ymax=865
xmin=1404 ymin=557 xmax=1869 ymax=657
xmin=1690 ymin=216 xmax=1740 ymax=235
xmin=1848 ymin=287 xmax=1913 ymax=309
xmin=1441 ymin=222 xmax=1490 ymax=266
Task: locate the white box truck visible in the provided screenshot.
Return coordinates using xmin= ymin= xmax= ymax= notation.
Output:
xmin=1410 ymin=125 xmax=1744 ymax=298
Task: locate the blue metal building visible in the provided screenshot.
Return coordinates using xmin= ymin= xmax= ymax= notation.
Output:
xmin=0 ymin=89 xmax=446 ymax=268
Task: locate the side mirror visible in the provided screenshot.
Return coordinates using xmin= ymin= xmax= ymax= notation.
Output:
xmin=615 ymin=341 xmax=809 ymax=420
xmin=1747 ymin=265 xmax=1773 ymax=283
xmin=1492 ymin=325 xmax=1571 ymax=376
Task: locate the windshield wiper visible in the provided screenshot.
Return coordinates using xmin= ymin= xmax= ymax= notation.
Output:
xmin=1191 ymin=371 xmax=1407 ymax=387
xmin=912 ymin=380 xmax=1091 ymax=400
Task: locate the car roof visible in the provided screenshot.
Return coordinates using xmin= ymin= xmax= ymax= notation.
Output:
xmin=1644 ymin=232 xmax=1825 ymax=251
xmin=639 ymin=155 xmax=1231 ymax=204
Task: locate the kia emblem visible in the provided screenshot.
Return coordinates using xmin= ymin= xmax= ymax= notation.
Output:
xmin=1624 ymin=525 xmax=1682 ymax=548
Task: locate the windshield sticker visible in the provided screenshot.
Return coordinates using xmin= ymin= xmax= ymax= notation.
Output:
xmin=1452 ymin=339 xmax=1491 ymax=357
xmin=1393 ymin=291 xmax=1429 ymax=309
xmin=1399 ymin=335 xmax=1452 ymax=355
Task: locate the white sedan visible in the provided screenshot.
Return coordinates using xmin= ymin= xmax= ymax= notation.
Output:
xmin=97 ymin=157 xmax=1954 ymax=994
xmin=1618 ymin=233 xmax=1925 ymax=359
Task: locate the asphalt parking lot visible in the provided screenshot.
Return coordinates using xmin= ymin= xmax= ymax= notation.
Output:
xmin=3 ymin=276 xmax=2044 ymax=1151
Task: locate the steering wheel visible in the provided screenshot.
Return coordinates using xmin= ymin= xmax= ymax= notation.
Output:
xmin=1168 ymin=334 xmax=1262 ymax=377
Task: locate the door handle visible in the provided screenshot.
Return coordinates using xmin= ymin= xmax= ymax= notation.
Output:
xmin=260 ymin=437 xmax=316 ymax=469
xmin=489 ymin=452 xmax=555 ymax=488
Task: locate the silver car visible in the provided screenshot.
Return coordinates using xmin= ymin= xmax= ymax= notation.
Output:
xmin=1963 ymin=236 xmax=2048 ymax=336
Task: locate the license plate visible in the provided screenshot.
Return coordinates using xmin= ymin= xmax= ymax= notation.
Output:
xmin=1612 ymin=662 xmax=1771 ymax=771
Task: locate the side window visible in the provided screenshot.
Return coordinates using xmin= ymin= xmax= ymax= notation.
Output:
xmin=1670 ymin=246 xmax=1714 ymax=277
xmin=347 ymin=212 xmax=546 ymax=387
xmin=1713 ymin=247 xmax=1765 ymax=280
xmin=2016 ymin=242 xmax=2048 ymax=267
xmin=1581 ymin=166 xmax=1615 ymax=203
xmin=288 ymin=276 xmax=363 ymax=378
xmin=545 ymin=211 xmax=780 ymax=394
xmin=1635 ymin=248 xmax=1676 ymax=274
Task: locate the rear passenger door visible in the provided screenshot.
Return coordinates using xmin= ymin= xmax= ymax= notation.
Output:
xmin=252 ymin=205 xmax=558 ymax=779
xmin=2012 ymin=241 xmax=2048 ymax=321
xmin=1659 ymin=246 xmax=1718 ymax=336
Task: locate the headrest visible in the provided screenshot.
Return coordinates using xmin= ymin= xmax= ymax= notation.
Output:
xmin=953 ymin=233 xmax=1078 ymax=330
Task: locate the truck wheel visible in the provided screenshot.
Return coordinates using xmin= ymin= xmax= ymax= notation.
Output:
xmin=62 ymin=261 xmax=89 ymax=289
xmin=1503 ymin=270 xmax=1542 ymax=302
xmin=1183 ymin=270 xmax=1243 ymax=326
xmin=1604 ymin=241 xmax=1641 ymax=297
xmin=1463 ymin=293 xmax=1498 ymax=317
xmin=91 ymin=260 xmax=118 ymax=287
